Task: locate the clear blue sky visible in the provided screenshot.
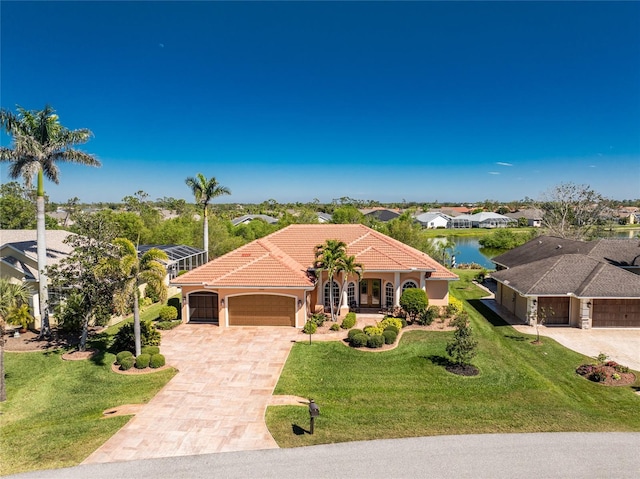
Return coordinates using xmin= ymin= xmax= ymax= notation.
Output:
xmin=2 ymin=1 xmax=639 ymax=204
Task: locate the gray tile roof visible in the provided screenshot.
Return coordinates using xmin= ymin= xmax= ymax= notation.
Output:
xmin=231 ymin=214 xmax=279 ymax=226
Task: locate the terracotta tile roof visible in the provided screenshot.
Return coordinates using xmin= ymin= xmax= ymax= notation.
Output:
xmin=173 ymin=224 xmax=456 ymax=288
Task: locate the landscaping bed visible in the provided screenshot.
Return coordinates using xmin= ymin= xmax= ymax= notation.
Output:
xmin=576 ymin=360 xmax=636 ymax=386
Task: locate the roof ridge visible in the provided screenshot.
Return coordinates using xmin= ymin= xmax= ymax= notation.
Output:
xmin=256 ymin=237 xmax=312 ymax=283
xmin=527 ymin=256 xmax=565 ymax=295
xmin=575 ymin=261 xmax=605 ymax=296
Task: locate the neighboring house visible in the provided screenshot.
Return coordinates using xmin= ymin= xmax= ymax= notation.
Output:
xmin=231 ymin=214 xmax=279 ymax=226
xmin=171 ymin=224 xmax=458 ymax=328
xmin=414 ymin=212 xmax=451 ymax=229
xmin=449 ymin=212 xmax=515 ymax=229
xmin=0 ymin=229 xmax=75 ymax=327
xmin=360 ymin=208 xmax=401 ymax=222
xmin=138 ymin=244 xmax=208 ymax=280
xmin=316 ymin=212 xmax=333 ymax=223
xmin=491 ymin=236 xmax=640 ymax=329
xmin=505 ymin=208 xmax=544 ymax=227
xmin=437 ymin=206 xmax=472 ymax=216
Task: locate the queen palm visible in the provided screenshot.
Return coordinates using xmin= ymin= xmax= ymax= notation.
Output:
xmin=185 ymin=173 xmax=231 ymax=258
xmin=314 ymin=239 xmax=348 ymax=321
xmin=0 ymin=105 xmax=99 ymax=338
xmin=114 ymin=238 xmax=168 ymax=357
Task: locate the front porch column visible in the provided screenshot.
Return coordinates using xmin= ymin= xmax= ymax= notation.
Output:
xmin=420 ymin=272 xmax=426 ymax=290
xmin=394 ymin=272 xmax=401 ymax=307
xmin=580 ymin=298 xmax=592 ymax=329
xmin=315 ymin=274 xmax=323 ymax=314
xmin=527 ymin=297 xmax=537 ymax=326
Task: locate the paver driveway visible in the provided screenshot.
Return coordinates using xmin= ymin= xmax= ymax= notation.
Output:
xmin=83 ymin=324 xmax=301 ymax=464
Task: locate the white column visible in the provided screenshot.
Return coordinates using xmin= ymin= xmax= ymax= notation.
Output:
xmin=420 ymin=272 xmax=426 ymax=290
xmin=394 ymin=272 xmax=401 ymax=307
xmin=580 ymin=298 xmax=592 ymax=329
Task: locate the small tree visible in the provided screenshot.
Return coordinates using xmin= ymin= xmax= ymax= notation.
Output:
xmin=446 ymin=312 xmax=478 ymax=366
xmin=530 ymin=304 xmax=553 ymax=344
xmin=399 ymin=288 xmax=428 ymax=323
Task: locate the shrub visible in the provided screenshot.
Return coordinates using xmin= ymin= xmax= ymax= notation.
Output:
xmin=140 ymin=297 xmax=153 ymax=308
xmin=167 ymin=297 xmax=181 ymax=318
xmin=310 ymin=312 xmax=328 ymax=327
xmin=590 ymin=367 xmax=607 ymax=383
xmin=150 ymin=353 xmax=166 ymax=369
xmin=363 ymin=325 xmax=384 ymax=337
xmin=135 ymin=353 xmax=151 ymax=369
xmin=379 ymin=317 xmax=402 ymax=332
xmin=347 ymin=329 xmax=364 ymax=340
xmin=141 ymin=345 xmax=160 ymax=355
xmin=399 ymin=288 xmax=428 ymax=322
xmin=595 ymin=353 xmax=609 ymax=364
xmin=303 ymin=321 xmax=317 ymax=334
xmin=446 ymin=312 xmax=478 ymax=366
xmin=418 ymin=306 xmax=440 ymax=326
xmin=119 ymin=355 xmax=134 ymax=371
xmin=341 ymin=312 xmax=357 ymax=329
xmin=382 ymin=330 xmax=397 ymax=344
xmin=115 ymin=351 xmax=133 ymax=365
xmin=615 ymin=364 xmax=630 ymax=373
xmin=446 ymin=297 xmax=464 ymax=317
xmin=350 ymin=333 xmax=369 ymax=348
xmin=383 ymin=324 xmax=399 ymax=334
xmin=156 ymin=320 xmax=182 ymax=330
xmin=400 ymin=317 xmax=408 ymax=328
xmin=159 ymin=306 xmax=178 ymax=321
xmin=111 ymin=320 xmax=161 ymax=354
xmin=367 ymin=334 xmax=384 ymax=348
xmin=388 ymin=306 xmax=406 ymax=319
xmin=329 ymin=323 xmax=340 ymax=331
xmin=576 ymin=364 xmax=595 ymax=376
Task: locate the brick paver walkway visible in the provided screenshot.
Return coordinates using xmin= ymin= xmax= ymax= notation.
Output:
xmin=83 ymin=324 xmax=300 ymax=464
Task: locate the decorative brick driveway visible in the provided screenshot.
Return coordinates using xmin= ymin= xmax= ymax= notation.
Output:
xmin=83 ymin=324 xmax=301 ymax=464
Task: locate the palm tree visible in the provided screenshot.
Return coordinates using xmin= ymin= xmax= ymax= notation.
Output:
xmin=114 ymin=238 xmax=168 ymax=357
xmin=336 ymin=254 xmax=363 ymax=312
xmin=185 ymin=173 xmax=231 ymax=259
xmin=0 ymin=105 xmax=99 ymax=339
xmin=0 ymin=278 xmax=32 ymax=402
xmin=314 ymin=240 xmax=348 ymax=321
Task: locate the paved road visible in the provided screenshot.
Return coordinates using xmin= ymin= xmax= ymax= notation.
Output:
xmin=9 ymin=433 xmax=640 ymax=479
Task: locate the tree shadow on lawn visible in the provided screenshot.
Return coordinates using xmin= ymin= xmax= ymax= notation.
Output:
xmin=422 ymin=354 xmax=455 ymax=368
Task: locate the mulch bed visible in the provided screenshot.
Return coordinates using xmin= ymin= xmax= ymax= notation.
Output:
xmin=110 ymin=362 xmax=172 ymax=375
xmin=576 ymin=363 xmax=636 ymax=387
xmin=445 ymin=364 xmax=480 ymax=376
xmin=3 ymin=329 xmax=81 ymax=352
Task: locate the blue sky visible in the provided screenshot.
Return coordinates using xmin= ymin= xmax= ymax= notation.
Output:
xmin=1 ymin=1 xmax=639 ymax=204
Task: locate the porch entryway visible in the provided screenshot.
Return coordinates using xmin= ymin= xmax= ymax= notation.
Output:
xmin=359 ymin=279 xmax=381 ymax=308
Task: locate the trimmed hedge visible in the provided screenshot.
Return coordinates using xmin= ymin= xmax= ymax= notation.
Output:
xmin=135 ymin=353 xmax=151 ymax=369
xmin=119 ymin=356 xmax=134 ymax=371
xmin=156 ymin=320 xmax=181 ymax=330
xmin=329 ymin=323 xmax=340 ymax=331
xmin=340 ymin=312 xmax=357 ymax=330
xmin=367 ymin=334 xmax=384 ymax=349
xmin=150 ymin=353 xmax=166 ymax=369
xmin=382 ymin=330 xmax=397 ymax=344
xmin=350 ymin=333 xmax=369 ymax=348
xmin=141 ymin=346 xmax=160 ymax=356
xmin=383 ymin=325 xmax=399 ymax=334
xmin=347 ymin=329 xmax=364 ymax=341
xmin=159 ymin=306 xmax=178 ymax=321
xmin=111 ymin=320 xmax=161 ymax=354
xmin=363 ymin=325 xmax=384 ymax=337
xmin=379 ymin=317 xmax=402 ymax=331
xmin=303 ymin=321 xmax=317 ymax=334
xmin=115 ymin=351 xmax=133 ymax=365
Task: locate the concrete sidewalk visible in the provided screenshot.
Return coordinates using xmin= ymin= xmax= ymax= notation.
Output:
xmin=83 ymin=324 xmax=301 ymax=464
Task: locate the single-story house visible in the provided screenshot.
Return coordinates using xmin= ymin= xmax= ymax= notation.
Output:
xmin=505 ymin=208 xmax=544 ymax=227
xmin=414 ymin=212 xmax=451 ymax=229
xmin=231 ymin=214 xmax=279 ymax=226
xmin=449 ymin=212 xmax=516 ymax=229
xmin=316 ymin=212 xmax=333 ymax=223
xmin=171 ymin=224 xmax=458 ymax=328
xmin=0 ymin=229 xmax=75 ymax=327
xmin=359 ymin=208 xmax=401 ymax=222
xmin=491 ymin=236 xmax=640 ymax=329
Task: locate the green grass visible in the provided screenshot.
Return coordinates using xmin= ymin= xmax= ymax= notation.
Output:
xmin=266 ymin=269 xmax=640 ymax=447
xmin=0 ymin=301 xmax=177 ymax=476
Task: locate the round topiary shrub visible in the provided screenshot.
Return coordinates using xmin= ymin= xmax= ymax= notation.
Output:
xmin=330 ymin=323 xmax=340 ymax=331
xmin=382 ymin=330 xmax=397 ymax=344
xmin=116 ymin=350 xmax=133 ymax=365
xmin=400 ymin=318 xmax=408 ymax=328
xmin=150 ymin=353 xmax=166 ymax=369
xmin=347 ymin=329 xmax=364 ymax=341
xmin=141 ymin=345 xmax=160 ymax=356
xmin=135 ymin=353 xmax=151 ymax=369
xmin=159 ymin=305 xmax=178 ymax=321
xmin=340 ymin=312 xmax=357 ymax=329
xmin=350 ymin=333 xmax=369 ymax=348
xmin=367 ymin=334 xmax=384 ymax=348
xmin=303 ymin=321 xmax=317 ymax=334
xmin=379 ymin=317 xmax=402 ymax=332
xmin=119 ymin=355 xmax=135 ymax=371
xmin=383 ymin=325 xmax=399 ymax=334
xmin=363 ymin=325 xmax=384 ymax=337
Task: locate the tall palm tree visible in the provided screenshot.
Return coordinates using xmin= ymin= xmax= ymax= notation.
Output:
xmin=0 ymin=105 xmax=99 ymax=339
xmin=0 ymin=278 xmax=32 ymax=402
xmin=114 ymin=238 xmax=168 ymax=357
xmin=314 ymin=239 xmax=348 ymax=321
xmin=185 ymin=173 xmax=231 ymax=259
xmin=336 ymin=254 xmax=363 ymax=312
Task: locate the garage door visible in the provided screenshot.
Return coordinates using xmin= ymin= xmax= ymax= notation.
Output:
xmin=538 ymin=297 xmax=570 ymax=325
xmin=228 ymin=295 xmax=295 ymax=327
xmin=592 ymin=299 xmax=640 ymax=328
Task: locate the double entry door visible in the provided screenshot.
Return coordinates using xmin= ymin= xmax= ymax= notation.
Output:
xmin=359 ymin=279 xmax=381 ymax=307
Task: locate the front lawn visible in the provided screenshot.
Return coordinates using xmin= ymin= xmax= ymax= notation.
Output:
xmin=266 ymin=270 xmax=640 ymax=447
xmin=0 ymin=302 xmax=177 ymax=476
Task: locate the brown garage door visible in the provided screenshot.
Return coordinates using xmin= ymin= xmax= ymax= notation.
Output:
xmin=538 ymin=297 xmax=570 ymax=325
xmin=592 ymin=299 xmax=640 ymax=328
xmin=228 ymin=295 xmax=295 ymax=327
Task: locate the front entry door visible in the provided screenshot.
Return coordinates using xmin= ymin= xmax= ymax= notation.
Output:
xmin=360 ymin=279 xmax=381 ymax=307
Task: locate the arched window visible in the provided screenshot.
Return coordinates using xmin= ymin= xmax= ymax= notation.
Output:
xmin=385 ymin=282 xmax=394 ymax=308
xmin=347 ymin=282 xmax=356 ymax=306
xmin=324 ymin=280 xmax=340 ymax=308
xmin=402 ymin=281 xmax=418 ymax=294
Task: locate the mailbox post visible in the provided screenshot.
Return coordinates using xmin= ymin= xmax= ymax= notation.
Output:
xmin=308 ymin=398 xmax=320 ymax=434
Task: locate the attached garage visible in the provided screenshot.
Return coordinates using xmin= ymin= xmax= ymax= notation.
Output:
xmin=228 ymin=295 xmax=295 ymax=327
xmin=592 ymin=299 xmax=640 ymax=328
xmin=538 ymin=297 xmax=570 ymax=325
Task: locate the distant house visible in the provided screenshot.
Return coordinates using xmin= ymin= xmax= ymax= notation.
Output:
xmin=360 ymin=208 xmax=401 ymax=222
xmin=316 ymin=212 xmax=333 ymax=223
xmin=438 ymin=206 xmax=472 ymax=216
xmin=414 ymin=212 xmax=451 ymax=229
xmin=491 ymin=236 xmax=640 ymax=329
xmin=505 ymin=208 xmax=544 ymax=227
xmin=0 ymin=229 xmax=75 ymax=327
xmin=231 ymin=214 xmax=279 ymax=226
xmin=449 ymin=212 xmax=515 ymax=229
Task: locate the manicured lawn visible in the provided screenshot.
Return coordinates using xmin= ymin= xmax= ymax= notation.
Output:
xmin=0 ymin=301 xmax=177 ymax=476
xmin=266 ymin=270 xmax=640 ymax=447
